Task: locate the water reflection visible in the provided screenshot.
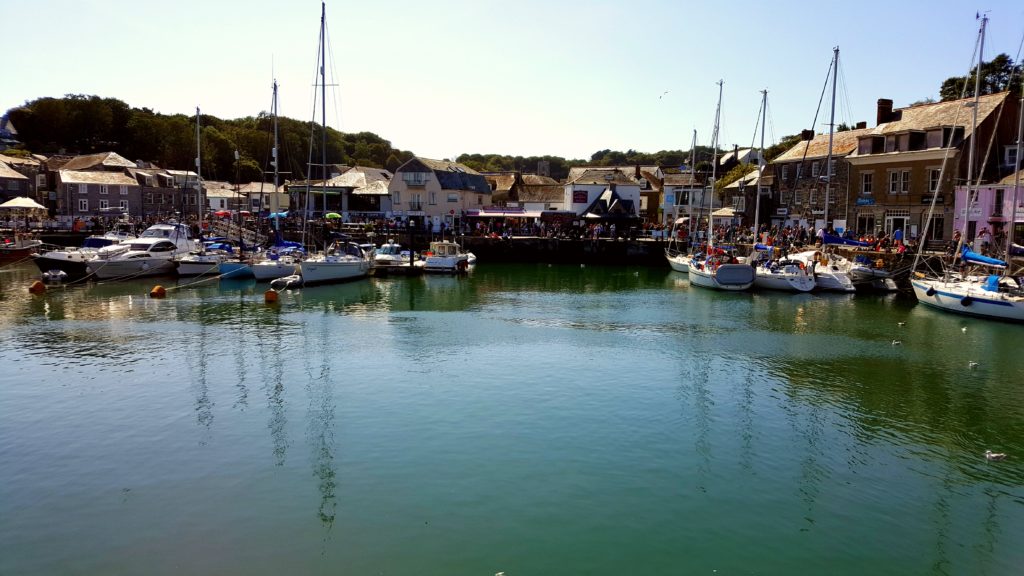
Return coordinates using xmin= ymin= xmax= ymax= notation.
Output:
xmin=303 ymin=315 xmax=337 ymax=532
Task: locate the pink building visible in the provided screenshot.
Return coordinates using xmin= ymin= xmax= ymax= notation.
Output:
xmin=952 ymin=168 xmax=1024 ymax=246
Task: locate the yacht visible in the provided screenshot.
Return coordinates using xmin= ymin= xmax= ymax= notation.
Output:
xmin=86 ymin=223 xmax=197 ymax=280
xmin=32 ymin=229 xmax=136 ymax=279
xmin=298 ymin=240 xmax=371 ymax=285
xmin=422 ymin=241 xmax=470 ymax=273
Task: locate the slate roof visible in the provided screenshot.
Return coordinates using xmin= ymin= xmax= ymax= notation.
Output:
xmin=327 ymin=166 xmax=392 ymax=189
xmin=59 ymin=170 xmax=139 ymax=186
xmin=0 ymin=153 xmax=41 ymax=168
xmin=568 ymin=168 xmax=637 ymax=186
xmin=869 ymin=92 xmax=1008 ymax=138
xmin=0 ymin=162 xmax=29 ymax=180
xmin=61 ymin=152 xmax=136 ymax=171
xmin=663 ymin=173 xmax=704 ymax=186
xmin=402 ymin=157 xmax=490 ymax=193
xmin=237 ymin=182 xmax=284 ymax=194
xmin=773 ymin=128 xmax=872 ymax=162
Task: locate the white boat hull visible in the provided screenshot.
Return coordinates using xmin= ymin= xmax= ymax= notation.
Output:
xmin=88 ymin=256 xmax=177 ymax=279
xmin=252 ymin=259 xmax=300 ymax=281
xmin=299 ymin=257 xmax=369 ymax=284
xmin=423 ymin=255 xmax=469 ymax=273
xmin=666 ymin=251 xmax=690 ymax=273
xmin=753 ymin=266 xmax=815 ymax=292
xmin=912 ymin=279 xmax=1024 ymax=322
xmin=176 ymin=253 xmax=226 ymax=277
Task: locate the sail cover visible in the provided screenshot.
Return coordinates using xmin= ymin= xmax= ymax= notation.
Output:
xmin=961 ymin=246 xmax=1006 ymax=268
xmin=822 ymin=233 xmax=871 ymax=247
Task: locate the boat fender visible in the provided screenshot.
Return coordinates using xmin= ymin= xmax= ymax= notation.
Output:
xmin=960 ymin=296 xmax=973 ymax=307
xmin=925 ymin=287 xmax=936 ymax=297
xmin=28 ymin=280 xmax=46 ymax=294
xmin=149 ymin=285 xmax=166 ymax=299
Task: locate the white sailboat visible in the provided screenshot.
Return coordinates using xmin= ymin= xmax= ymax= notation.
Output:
xmin=688 ymin=80 xmax=755 ymax=291
xmin=748 ymin=88 xmax=815 ymax=293
xmin=912 ymin=16 xmax=1024 ymax=321
xmin=296 ymin=1 xmax=371 ymax=285
xmin=665 ymin=131 xmax=698 ymax=273
xmin=176 ymin=107 xmax=229 ymax=277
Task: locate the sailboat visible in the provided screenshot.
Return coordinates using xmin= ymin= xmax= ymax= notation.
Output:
xmin=749 ymin=89 xmax=815 ymax=292
xmin=665 ymin=131 xmax=698 ymax=273
xmin=688 ymin=80 xmax=755 ymax=291
xmin=912 ymin=16 xmax=1024 ymax=321
xmin=296 ymin=1 xmax=372 ymax=285
xmin=176 ymin=107 xmax=231 ymax=277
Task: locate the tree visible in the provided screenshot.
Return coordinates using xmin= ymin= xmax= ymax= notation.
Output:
xmin=939 ymin=53 xmax=1022 ymax=101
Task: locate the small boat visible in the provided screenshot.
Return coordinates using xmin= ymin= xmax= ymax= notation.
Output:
xmin=373 ymin=240 xmax=422 ymax=275
xmin=298 ymin=240 xmax=371 ymax=285
xmin=422 ymin=241 xmax=470 ymax=274
xmin=688 ymin=250 xmax=755 ymax=291
xmin=750 ymin=247 xmax=815 ymax=292
xmin=790 ymin=250 xmax=856 ymax=292
xmin=0 ymin=234 xmax=43 ymax=264
xmin=41 ymin=269 xmax=68 ymax=284
xmin=176 ymin=239 xmax=238 ymax=277
xmin=31 ymin=230 xmax=135 ymax=278
xmin=252 ymin=246 xmax=304 ymax=282
xmin=270 ymin=274 xmax=304 ymax=290
xmin=86 ymin=223 xmax=197 ymax=280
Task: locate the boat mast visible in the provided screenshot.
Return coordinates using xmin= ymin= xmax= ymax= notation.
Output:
xmin=823 ymin=47 xmax=838 ymax=229
xmin=688 ymin=129 xmax=697 ymax=240
xmin=195 ymin=106 xmax=202 ymax=243
xmin=753 ymin=89 xmax=767 ymax=240
xmin=708 ymin=80 xmax=723 ymax=251
xmin=272 ymin=79 xmax=280 ymax=236
xmin=1004 ymin=59 xmax=1024 ymax=273
xmin=955 ymin=15 xmax=987 ymax=264
xmin=319 ymin=0 xmax=328 ymax=245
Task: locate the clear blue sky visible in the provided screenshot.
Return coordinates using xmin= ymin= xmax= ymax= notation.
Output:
xmin=4 ymin=0 xmax=1023 ymax=161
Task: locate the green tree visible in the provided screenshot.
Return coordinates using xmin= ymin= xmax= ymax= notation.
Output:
xmin=939 ymin=53 xmax=1022 ymax=101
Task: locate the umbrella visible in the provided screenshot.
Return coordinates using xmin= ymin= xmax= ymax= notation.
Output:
xmin=268 ymin=211 xmax=289 ymax=218
xmin=213 ymin=210 xmax=232 ymax=218
xmin=0 ymin=196 xmax=47 ymax=211
xmin=325 ymin=212 xmax=341 ymax=219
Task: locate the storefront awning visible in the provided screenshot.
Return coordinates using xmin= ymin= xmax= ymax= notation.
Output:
xmin=465 ymin=209 xmax=542 ymax=218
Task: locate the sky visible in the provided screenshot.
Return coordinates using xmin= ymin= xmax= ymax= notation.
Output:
xmin=4 ymin=0 xmax=1024 ymax=162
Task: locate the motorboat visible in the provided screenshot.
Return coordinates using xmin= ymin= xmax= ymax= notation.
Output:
xmin=422 ymin=241 xmax=470 ymax=273
xmin=298 ymin=240 xmax=371 ymax=285
xmin=0 ymin=233 xmax=43 ymax=264
xmin=31 ymin=230 xmax=135 ymax=278
xmin=373 ymin=241 xmax=422 ymax=275
xmin=86 ymin=223 xmax=197 ymax=280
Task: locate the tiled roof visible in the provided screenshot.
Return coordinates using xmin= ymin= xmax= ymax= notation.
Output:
xmin=0 ymin=153 xmax=41 ymax=168
xmin=773 ymin=128 xmax=872 ymax=163
xmin=237 ymin=182 xmax=283 ymax=194
xmin=722 ymin=166 xmax=762 ymax=189
xmin=522 ymin=174 xmax=560 ymax=185
xmin=998 ymin=169 xmax=1024 ymax=185
xmin=58 ymin=170 xmax=139 ymax=186
xmin=61 ymin=152 xmax=136 ymax=171
xmin=416 ymin=157 xmax=481 ymax=175
xmin=663 ymin=173 xmax=703 ymax=186
xmin=325 ymin=166 xmax=392 ymax=188
xmin=0 ymin=162 xmax=29 ymax=179
xmin=871 ymin=92 xmax=1008 ymax=137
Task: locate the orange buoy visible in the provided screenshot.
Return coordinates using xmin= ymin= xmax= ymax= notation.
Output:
xmin=149 ymin=285 xmax=167 ymax=299
xmin=29 ymin=280 xmax=46 ymax=294
xmin=264 ymin=289 xmax=279 ymax=304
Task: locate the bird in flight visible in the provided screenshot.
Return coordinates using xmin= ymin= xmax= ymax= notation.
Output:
xmin=659 ymin=90 xmax=670 ymax=99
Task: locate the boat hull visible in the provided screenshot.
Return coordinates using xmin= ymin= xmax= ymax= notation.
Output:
xmin=32 ymin=253 xmax=92 ymax=278
xmin=688 ymin=262 xmax=754 ymax=291
xmin=912 ymin=279 xmax=1024 ymax=322
xmin=299 ymin=258 xmax=369 ymax=285
xmin=753 ymin=268 xmax=815 ymax=292
xmin=665 ymin=252 xmax=690 ymax=273
xmin=219 ymin=260 xmax=255 ymax=280
xmin=176 ymin=254 xmax=225 ymax=277
xmin=252 ymin=259 xmax=299 ymax=281
xmin=0 ymin=240 xmax=42 ymax=264
xmin=88 ymin=257 xmax=177 ymax=279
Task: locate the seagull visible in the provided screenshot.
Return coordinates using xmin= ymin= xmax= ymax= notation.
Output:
xmin=659 ymin=90 xmax=670 ymax=99
xmin=962 ymin=327 xmax=967 ymax=333
xmin=969 ymin=361 xmax=979 ymax=369
xmin=985 ymin=450 xmax=1007 ymax=461
xmin=891 ymin=340 xmax=902 ymax=346
xmin=897 ymin=321 xmax=906 ymax=327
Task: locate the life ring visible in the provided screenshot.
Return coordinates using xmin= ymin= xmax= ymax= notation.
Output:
xmin=960 ymin=296 xmax=973 ymax=307
xmin=925 ymin=287 xmax=936 ymax=297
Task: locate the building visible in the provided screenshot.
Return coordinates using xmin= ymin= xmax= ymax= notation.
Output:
xmin=57 ymin=170 xmax=141 ymax=219
xmin=952 ymin=167 xmax=1024 ymax=246
xmin=772 ymin=126 xmax=870 ymax=231
xmin=663 ymin=171 xmax=710 ymax=227
xmin=721 ymin=165 xmax=774 ymax=229
xmin=389 ymin=157 xmax=491 ymax=231
xmin=0 ymin=160 xmax=30 ymax=202
xmin=845 ymin=93 xmax=1019 ymax=241
xmin=563 ymin=168 xmax=641 ymax=220
xmin=0 ymin=154 xmax=45 ymax=204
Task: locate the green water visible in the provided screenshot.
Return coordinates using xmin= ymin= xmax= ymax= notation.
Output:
xmin=1 ymin=262 xmax=1022 ymax=575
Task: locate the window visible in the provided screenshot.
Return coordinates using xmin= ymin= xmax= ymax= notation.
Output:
xmin=829 ymin=159 xmax=836 ymax=180
xmin=731 ymin=196 xmax=745 ymax=212
xmin=429 ymin=191 xmax=436 ymax=205
xmin=447 ymin=193 xmax=458 ymax=203
xmin=811 ymin=161 xmax=820 ymax=178
xmin=889 ymin=171 xmax=900 ymax=194
xmin=781 ymin=165 xmax=789 ymax=181
xmin=145 ymin=193 xmax=153 ymax=204
xmin=900 ymin=170 xmax=910 ymax=194
xmin=994 ymin=189 xmax=1005 ymax=216
xmin=7 ymin=180 xmax=19 ymax=191
xmin=809 ymin=189 xmax=817 ymax=205
xmin=99 ymin=185 xmax=108 ymax=195
xmin=478 ymin=195 xmax=483 ymax=205
xmin=119 ymin=200 xmax=129 ymax=211
xmin=120 ymin=185 xmax=128 ymax=195
xmin=99 ymin=199 xmax=109 ymax=210
xmin=78 ymin=199 xmax=88 ymax=212
xmin=794 ymin=189 xmax=805 ymax=204
xmin=927 ymin=169 xmax=940 ymax=193
xmin=861 ymin=172 xmax=873 ymax=195
xmin=795 ymin=164 xmax=803 ymax=180
xmin=1007 ymin=146 xmax=1019 ymax=168
xmin=402 ymin=172 xmax=428 ymax=186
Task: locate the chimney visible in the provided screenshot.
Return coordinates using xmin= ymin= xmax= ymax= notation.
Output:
xmin=876 ymin=98 xmax=894 ymax=125
xmin=800 ymin=129 xmax=815 ymax=141
xmin=855 ymin=121 xmax=867 ymax=130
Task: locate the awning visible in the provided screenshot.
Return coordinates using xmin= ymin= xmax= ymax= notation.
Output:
xmin=712 ymin=207 xmax=736 ymax=217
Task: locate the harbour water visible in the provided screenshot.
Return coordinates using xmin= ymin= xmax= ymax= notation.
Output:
xmin=1 ymin=261 xmax=1023 ymax=575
